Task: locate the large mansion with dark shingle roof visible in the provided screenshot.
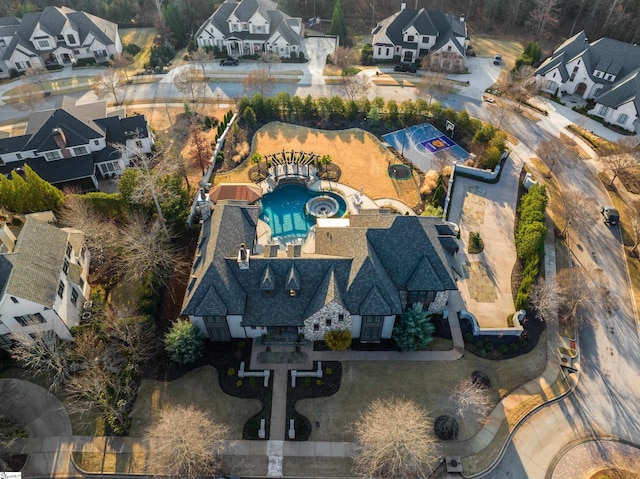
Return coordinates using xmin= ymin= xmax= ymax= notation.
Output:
xmin=195 ymin=0 xmax=303 ymax=59
xmin=0 ymin=6 xmax=121 ymax=77
xmin=0 ymin=216 xmax=89 ymax=347
xmin=536 ymin=31 xmax=640 ymax=132
xmin=371 ymin=3 xmax=468 ymax=71
xmin=182 ymin=200 xmax=460 ymax=344
xmin=0 ymin=98 xmax=153 ymax=192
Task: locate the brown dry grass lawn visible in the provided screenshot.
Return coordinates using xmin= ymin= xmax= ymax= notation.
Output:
xmin=297 ymin=333 xmax=546 ymax=443
xmin=129 ymin=366 xmax=261 ymax=438
xmin=470 ymin=35 xmax=525 ymax=69
xmin=216 ymin=122 xmax=421 ymax=208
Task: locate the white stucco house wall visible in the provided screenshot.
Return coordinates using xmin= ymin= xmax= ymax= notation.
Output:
xmin=536 ymin=31 xmax=640 ymax=132
xmin=371 ymin=2 xmax=468 ymax=71
xmin=195 ymin=0 xmax=303 ymax=59
xmin=0 ymin=217 xmax=90 ymax=348
xmin=0 ymin=6 xmax=121 ymax=77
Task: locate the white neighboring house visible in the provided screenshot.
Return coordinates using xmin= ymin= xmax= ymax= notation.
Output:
xmin=195 ymin=0 xmax=303 ymax=59
xmin=0 ymin=97 xmax=154 ymax=192
xmin=371 ymin=2 xmax=468 ymax=71
xmin=0 ymin=216 xmax=90 ymax=348
xmin=536 ymin=31 xmax=640 ymax=132
xmin=0 ymin=6 xmax=121 ymax=77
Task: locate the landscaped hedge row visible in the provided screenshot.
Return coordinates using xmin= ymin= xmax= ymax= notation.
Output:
xmin=514 ymin=184 xmax=547 ymax=309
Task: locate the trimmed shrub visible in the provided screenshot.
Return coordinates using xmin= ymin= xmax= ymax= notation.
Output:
xmin=164 ymin=319 xmax=204 ymax=365
xmin=124 ymin=43 xmax=142 ymax=56
xmin=324 ymin=329 xmax=352 ymax=350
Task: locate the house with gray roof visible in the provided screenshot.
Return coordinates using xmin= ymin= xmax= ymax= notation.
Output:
xmin=536 ymin=31 xmax=640 ymax=132
xmin=0 ymin=97 xmax=153 ymax=191
xmin=371 ymin=3 xmax=468 ymax=71
xmin=0 ymin=6 xmax=121 ymax=77
xmin=0 ymin=216 xmax=90 ymax=348
xmin=195 ymin=0 xmax=303 ymax=59
xmin=182 ymin=200 xmax=460 ymax=344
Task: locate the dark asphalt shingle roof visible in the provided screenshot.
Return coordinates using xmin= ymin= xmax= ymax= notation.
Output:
xmin=182 ymin=202 xmax=459 ymax=327
xmin=595 ymin=69 xmax=640 ymax=112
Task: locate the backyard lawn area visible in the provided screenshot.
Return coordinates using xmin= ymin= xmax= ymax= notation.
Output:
xmin=129 ymin=366 xmax=261 ymax=438
xmin=296 ymin=333 xmax=547 ymax=443
xmin=215 ymin=122 xmax=421 ymax=208
xmin=119 ymin=28 xmax=156 ymax=72
xmin=470 ymin=35 xmax=525 ymax=69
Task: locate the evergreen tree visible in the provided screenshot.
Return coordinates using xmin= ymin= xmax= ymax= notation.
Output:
xmin=328 ymin=0 xmax=347 ymax=46
xmin=243 ymin=106 xmax=257 ymax=129
xmin=163 ymin=1 xmax=188 ymax=48
xmin=0 ymin=165 xmax=62 ymax=214
xmin=164 ymin=319 xmax=204 ymax=365
xmin=392 ymin=304 xmax=435 ymax=351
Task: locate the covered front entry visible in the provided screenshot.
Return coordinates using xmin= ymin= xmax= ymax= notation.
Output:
xmin=262 ymin=326 xmax=301 ymax=345
xmin=575 ymin=82 xmax=587 ymax=96
xmin=402 ymin=51 xmax=414 ymax=63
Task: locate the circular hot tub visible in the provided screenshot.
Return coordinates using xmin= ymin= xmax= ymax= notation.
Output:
xmin=305 ymin=195 xmax=340 ymax=218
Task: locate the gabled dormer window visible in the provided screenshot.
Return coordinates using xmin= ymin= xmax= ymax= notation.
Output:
xmin=67 ymin=34 xmax=76 ymax=44
xmin=407 ymin=35 xmax=414 ymax=42
xmin=37 ymin=39 xmax=50 ymax=48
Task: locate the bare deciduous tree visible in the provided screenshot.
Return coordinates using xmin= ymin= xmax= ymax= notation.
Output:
xmin=353 ymin=398 xmax=440 ymax=479
xmin=526 ymin=0 xmax=560 ymax=39
xmin=242 ymin=68 xmax=276 ymax=96
xmin=560 ymin=188 xmax=598 ymax=237
xmin=187 ymin=120 xmax=213 ymax=175
xmin=119 ymin=214 xmax=184 ymax=287
xmin=110 ymin=52 xmax=135 ymax=83
xmin=147 ymin=406 xmax=229 ymax=479
xmin=92 ymin=68 xmax=124 ymax=104
xmin=24 ymin=65 xmax=51 ymax=94
xmin=415 ymin=72 xmax=452 ymax=105
xmin=536 ymin=138 xmax=577 ymax=178
xmin=629 ymin=201 xmax=640 ymax=256
xmin=9 ymin=329 xmax=71 ymax=390
xmin=8 ymin=83 xmax=44 ymax=112
xmin=174 ymin=66 xmax=206 ymax=104
xmin=259 ymin=51 xmax=281 ymax=73
xmin=600 ymin=136 xmax=639 ymax=187
xmin=451 ymin=379 xmax=493 ymax=426
xmin=554 ymin=267 xmax=593 ymax=327
xmin=341 ymin=74 xmax=371 ymax=101
xmin=108 ymin=316 xmax=160 ymax=370
xmin=529 ymin=277 xmax=562 ymax=322
xmin=495 ymin=65 xmax=539 ymax=109
xmin=332 ymin=46 xmax=357 ymax=72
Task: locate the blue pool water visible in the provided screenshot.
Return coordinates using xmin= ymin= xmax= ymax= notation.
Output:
xmin=260 ymin=184 xmax=347 ymax=240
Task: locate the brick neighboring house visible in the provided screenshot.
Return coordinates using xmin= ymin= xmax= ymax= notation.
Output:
xmin=0 ymin=216 xmax=90 ymax=348
xmin=371 ymin=2 xmax=468 ymax=71
xmin=195 ymin=0 xmax=303 ymax=59
xmin=0 ymin=98 xmax=154 ymax=192
xmin=536 ymin=31 xmax=640 ymax=132
xmin=181 ymin=200 xmax=460 ymax=344
xmin=0 ymin=6 xmax=122 ymax=77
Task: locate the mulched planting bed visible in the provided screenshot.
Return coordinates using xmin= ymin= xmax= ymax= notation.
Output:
xmin=461 ymin=310 xmax=545 ymax=360
xmin=286 ymin=361 xmax=341 ymax=441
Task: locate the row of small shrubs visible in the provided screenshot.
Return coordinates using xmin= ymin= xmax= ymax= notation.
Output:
xmin=514 ymin=184 xmax=547 ymax=309
xmin=236 ymin=94 xmax=508 ymax=164
xmin=566 ymin=124 xmax=601 ymax=149
xmin=463 ymin=332 xmax=530 ymax=359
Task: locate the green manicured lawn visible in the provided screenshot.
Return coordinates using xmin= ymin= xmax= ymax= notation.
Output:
xmin=297 ymin=333 xmax=547 ymax=443
xmin=470 ymin=35 xmax=525 ymax=69
xmin=129 ymin=366 xmax=262 ymax=438
xmin=119 ymin=27 xmax=156 ymax=72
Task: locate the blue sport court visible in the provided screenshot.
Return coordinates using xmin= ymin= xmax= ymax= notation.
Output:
xmin=382 ymin=123 xmax=469 ymax=172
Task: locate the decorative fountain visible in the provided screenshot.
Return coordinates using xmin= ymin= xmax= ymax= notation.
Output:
xmin=305 ymin=195 xmax=340 ymax=218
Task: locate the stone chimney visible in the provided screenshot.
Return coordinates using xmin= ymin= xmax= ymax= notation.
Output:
xmin=460 ymin=13 xmax=465 ymax=22
xmin=0 ymin=223 xmax=17 ymax=253
xmin=264 ymin=244 xmax=279 ymax=258
xmin=400 ymin=2 xmax=406 ymax=11
xmin=237 ymin=243 xmax=250 ymax=270
xmin=287 ymin=244 xmax=302 ymax=258
xmin=51 ymin=128 xmax=72 ymax=159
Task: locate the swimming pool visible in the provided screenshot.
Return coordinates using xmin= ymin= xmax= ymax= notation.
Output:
xmin=260 ymin=184 xmax=347 ymax=240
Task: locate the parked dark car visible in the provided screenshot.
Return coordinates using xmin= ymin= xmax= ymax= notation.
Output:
xmin=601 ymin=205 xmax=620 ymax=225
xmin=394 ymin=63 xmax=417 ymax=73
xmin=493 ymin=54 xmax=502 ymax=65
xmin=220 ymin=58 xmax=239 ymax=66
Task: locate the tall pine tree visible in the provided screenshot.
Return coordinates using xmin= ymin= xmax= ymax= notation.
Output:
xmin=328 ymin=0 xmax=347 ymax=46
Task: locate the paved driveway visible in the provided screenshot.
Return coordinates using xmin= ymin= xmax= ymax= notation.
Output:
xmin=447 ymin=151 xmax=522 ymax=329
